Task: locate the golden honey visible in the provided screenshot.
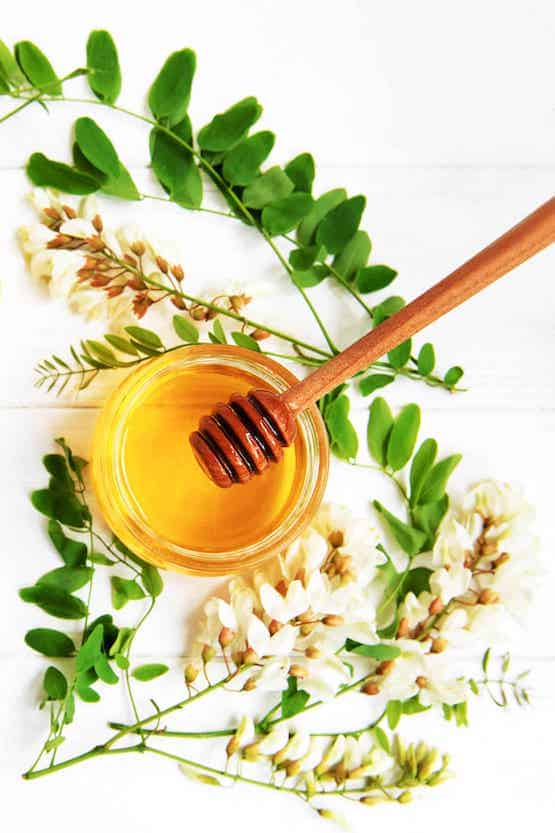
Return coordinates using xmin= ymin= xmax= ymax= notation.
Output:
xmin=92 ymin=345 xmax=328 ymax=575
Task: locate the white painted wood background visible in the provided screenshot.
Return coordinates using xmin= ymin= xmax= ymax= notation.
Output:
xmin=1 ymin=1 xmax=554 ymax=830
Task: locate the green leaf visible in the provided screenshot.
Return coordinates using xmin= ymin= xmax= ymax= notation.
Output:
xmin=387 ymin=404 xmax=420 ymax=471
xmin=104 ymin=334 xmax=139 ymax=356
xmin=356 ymin=264 xmax=398 ymax=294
xmin=26 ymin=153 xmax=100 ymax=195
xmin=411 ymin=496 xmax=449 ymax=549
xmin=86 ymin=30 xmax=121 ymax=103
xmin=358 ymin=373 xmax=394 ymax=397
xmin=94 ymin=654 xmax=119 ymax=685
xmin=442 ymin=703 xmax=453 ymax=721
xmin=373 ymin=727 xmax=390 ymax=753
xmin=43 ymin=666 xmax=68 ymax=701
xmin=111 ymin=576 xmax=145 ymax=610
xmin=409 ymin=439 xmax=438 ymax=506
xmin=222 ymin=131 xmax=275 ymax=186
xmin=55 ymin=438 xmax=87 ymax=480
xmin=37 ymin=566 xmax=93 ymax=594
xmin=231 ymin=332 xmax=261 ymax=352
xmin=444 ymin=366 xmax=464 ymax=388
xmin=19 ymin=585 xmax=88 ymax=620
xmin=388 ymin=339 xmax=411 ymax=370
xmin=345 ymin=639 xmax=401 ymax=660
xmin=296 ymin=188 xmax=347 ymax=247
xmin=43 ymin=454 xmax=73 ymax=490
xmin=148 ymin=49 xmax=196 ymax=126
xmin=141 ymin=564 xmax=164 ymax=598
xmin=332 ymin=231 xmax=371 ymax=282
xmin=242 ymin=166 xmax=294 ymax=209
xmin=262 ymin=193 xmax=314 ymax=236
xmin=400 ymin=567 xmax=432 ymax=597
xmin=417 ymin=343 xmax=435 ymax=376
xmin=179 ymin=764 xmax=223 ymax=787
xmin=173 ymin=315 xmax=199 ymax=343
xmin=85 ymin=615 xmax=118 ymax=653
xmin=316 ymin=195 xmax=365 ymax=255
xmin=0 ymin=40 xmax=26 ymax=87
xmin=418 ymin=454 xmax=462 ymax=505
xmin=210 ymin=319 xmax=227 ymax=345
xmin=281 ymin=676 xmax=310 ymax=719
xmin=288 ymin=246 xmax=321 ymax=271
xmin=85 ymin=339 xmax=120 ymax=367
xmin=131 ymin=663 xmax=169 ymax=682
xmin=102 ymin=164 xmax=140 ymax=201
xmin=109 ymin=627 xmax=134 ymax=659
xmin=453 ymin=701 xmax=468 ymax=727
xmin=124 ymin=326 xmax=163 ymax=349
xmin=75 ymin=624 xmax=104 ymax=673
xmin=25 ymin=628 xmax=75 ymax=657
xmin=372 ymin=296 xmax=405 ymax=326
xmin=14 ymin=41 xmax=61 ymax=94
xmin=89 ymin=551 xmax=115 ymax=566
xmin=284 ymin=153 xmax=315 ymax=194
xmin=74 ymin=117 xmax=120 ymax=178
xmin=386 ymin=699 xmax=403 ymax=730
xmin=324 ymin=395 xmax=358 ymax=461
xmin=482 ymin=648 xmax=491 ymax=673
xmin=291 ymin=265 xmax=328 ymax=288
xmin=75 ymin=674 xmax=100 ymax=703
xmin=373 ymin=501 xmax=427 ymax=556
xmin=402 ymin=695 xmax=430 ymax=715
xmin=150 ymin=118 xmax=202 ymax=208
xmin=198 ymin=96 xmax=262 ymax=152
xmin=47 ymin=520 xmax=87 ymax=567
xmin=367 ymin=397 xmax=394 ymax=466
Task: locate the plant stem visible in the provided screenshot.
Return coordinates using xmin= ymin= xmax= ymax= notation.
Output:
xmin=23 ymin=744 xmax=142 ymax=780
xmin=264 ymin=675 xmax=368 ymax=730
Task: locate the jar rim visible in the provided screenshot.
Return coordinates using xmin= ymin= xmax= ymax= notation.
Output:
xmin=92 ymin=345 xmax=329 ymax=576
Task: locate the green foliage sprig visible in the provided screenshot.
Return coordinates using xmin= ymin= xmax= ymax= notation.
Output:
xmin=1 ymin=32 xmax=464 ymax=407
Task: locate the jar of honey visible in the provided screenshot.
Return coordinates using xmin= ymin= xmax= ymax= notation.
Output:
xmin=92 ymin=345 xmax=329 ymax=575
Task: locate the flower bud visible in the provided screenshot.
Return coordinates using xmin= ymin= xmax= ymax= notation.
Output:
xmin=428 ymin=597 xmax=444 ymax=616
xmin=92 ymin=214 xmax=103 ymax=233
xmin=322 ymin=615 xmax=344 ymax=627
xmin=478 ymin=589 xmax=499 ymax=605
xmin=300 ymin=623 xmax=316 ymax=636
xmin=275 ymin=579 xmax=288 ymax=597
xmin=376 ymin=659 xmax=395 ymax=675
xmin=47 ymin=234 xmax=71 ymax=249
xmin=155 ymin=255 xmax=169 ymax=274
xmin=243 ymin=647 xmax=259 ymax=666
xmin=418 ymin=749 xmax=439 ymax=781
xmin=229 ymin=294 xmax=251 ymax=312
xmin=190 ymin=306 xmax=208 ymax=321
xmin=123 ymin=253 xmax=138 ymax=267
xmin=360 ymin=795 xmax=384 ymax=806
xmin=289 ymin=664 xmax=308 ymax=680
xmin=333 ymin=762 xmax=347 ymax=784
xmin=62 ymin=205 xmax=77 ymax=219
xmin=44 ymin=206 xmax=62 ymax=221
xmin=131 ymin=241 xmax=146 ymax=256
xmin=106 ymin=285 xmax=124 ymax=298
xmin=171 ymin=295 xmax=187 ymax=310
xmin=305 ymin=646 xmax=321 ymax=660
xmin=242 ymin=676 xmax=257 ymax=692
xmin=295 ymin=568 xmax=306 ymax=585
xmin=250 ymin=328 xmax=271 ymax=341
xmin=398 ymin=791 xmax=413 ymax=804
xmin=493 ymin=552 xmax=510 ymax=569
xmin=362 ymin=681 xmax=380 ymax=696
xmin=218 ymin=627 xmax=234 ymax=649
xmin=184 ymin=663 xmax=198 ymax=684
xmin=286 ymin=759 xmax=302 ymax=778
xmin=328 ymin=530 xmax=344 ymax=548
xmin=171 ymin=264 xmax=185 ymax=281
xmin=232 ymin=650 xmax=245 ymax=667
xmin=431 ymin=637 xmax=447 ymax=654
xmin=226 ymin=735 xmax=240 ymax=757
xmin=202 ymin=644 xmax=215 ymax=664
xmin=397 ymin=617 xmax=410 ymax=638
xmin=415 ymin=675 xmax=428 ymax=689
xmin=86 ymin=235 xmax=105 ymax=251
xmin=269 ymin=619 xmax=281 ymax=635
xmin=127 ymin=276 xmax=146 ymax=291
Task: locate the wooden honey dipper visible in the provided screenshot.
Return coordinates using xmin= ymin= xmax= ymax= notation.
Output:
xmin=190 ymin=198 xmax=555 ymax=488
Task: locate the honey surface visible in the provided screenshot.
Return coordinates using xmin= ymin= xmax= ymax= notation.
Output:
xmin=120 ymin=363 xmax=306 ymax=552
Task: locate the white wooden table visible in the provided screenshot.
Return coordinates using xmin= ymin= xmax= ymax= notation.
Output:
xmin=1 ymin=2 xmax=554 ymax=830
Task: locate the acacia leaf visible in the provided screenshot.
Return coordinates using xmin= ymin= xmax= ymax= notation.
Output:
xmin=358 ymin=373 xmax=394 ymax=397
xmin=75 ymin=624 xmax=104 ymax=673
xmin=296 ymin=188 xmax=347 ymax=247
xmin=86 ymin=30 xmax=121 ymax=103
xmin=284 ymin=153 xmax=315 ymax=193
xmin=417 ymin=343 xmax=435 ymax=376
xmin=332 ymin=230 xmax=371 ymax=281
xmin=324 ymin=395 xmax=358 ymax=460
xmin=26 ymin=153 xmax=100 ymax=195
xmin=345 ymin=639 xmax=401 ymax=660
xmin=418 ymin=455 xmax=462 ymax=505
xmin=242 ymin=166 xmax=294 ymax=209
xmin=132 ymin=663 xmax=169 ymax=682
xmin=222 ymin=130 xmax=275 ymax=186
xmin=373 ymin=501 xmax=426 ymax=556
xmin=43 ymin=666 xmax=68 ymax=700
xmin=316 ymin=195 xmax=365 ymax=254
xmin=150 ymin=118 xmax=202 ymax=208
xmin=148 ymin=49 xmax=196 ymax=126
xmin=19 ymin=585 xmax=88 ymax=619
xmin=173 ymin=315 xmax=199 ymax=343
xmin=231 ymin=332 xmax=261 ymax=352
xmin=367 ymin=397 xmax=394 ymax=466
xmin=197 ymin=96 xmax=262 ymax=152
xmin=25 ymin=628 xmax=76 ymax=657
xmin=409 ymin=439 xmax=438 ymax=506
xmin=356 ymin=264 xmax=398 ymax=294
xmin=37 ymin=566 xmax=93 ymax=594
xmin=387 ymin=404 xmax=420 ymax=471
xmin=261 ymin=193 xmax=313 ymax=236
xmin=15 ymin=41 xmax=61 ymax=94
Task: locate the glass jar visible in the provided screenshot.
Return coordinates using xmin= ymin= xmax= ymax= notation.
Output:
xmin=92 ymin=344 xmax=329 ymax=576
